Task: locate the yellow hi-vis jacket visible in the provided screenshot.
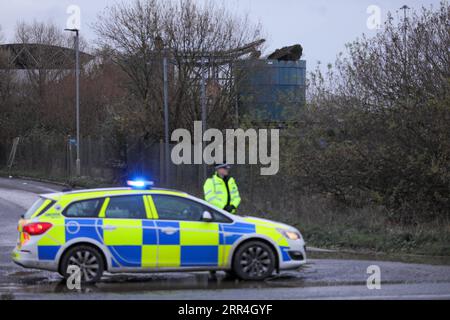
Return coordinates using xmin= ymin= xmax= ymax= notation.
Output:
xmin=203 ymin=173 xmax=241 ymax=214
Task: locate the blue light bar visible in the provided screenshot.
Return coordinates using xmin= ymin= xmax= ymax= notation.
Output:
xmin=126 ymin=180 xmax=154 ymax=189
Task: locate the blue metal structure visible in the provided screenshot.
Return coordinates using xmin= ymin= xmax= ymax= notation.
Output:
xmin=236 ymin=59 xmax=306 ymax=122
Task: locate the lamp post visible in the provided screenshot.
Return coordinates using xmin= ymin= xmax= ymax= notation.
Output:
xmin=200 ymin=57 xmax=207 ymax=181
xmin=163 ymin=50 xmax=170 ymax=186
xmin=64 ymin=28 xmax=81 ymax=176
xmin=155 ymin=36 xmax=170 ymax=186
xmin=400 ymin=5 xmax=410 ymax=107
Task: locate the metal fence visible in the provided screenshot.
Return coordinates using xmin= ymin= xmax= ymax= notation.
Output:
xmin=2 ymin=135 xmax=292 ymax=218
xmin=6 ymin=135 xmax=117 ymax=181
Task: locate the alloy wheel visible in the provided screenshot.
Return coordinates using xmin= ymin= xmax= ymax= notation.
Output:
xmin=67 ymin=249 xmax=101 ymax=283
xmin=239 ymin=244 xmax=273 ymax=278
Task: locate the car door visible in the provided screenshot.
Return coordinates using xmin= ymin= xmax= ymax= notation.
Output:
xmin=101 ymin=195 xmax=149 ymax=268
xmin=149 ymin=194 xmax=223 ymax=268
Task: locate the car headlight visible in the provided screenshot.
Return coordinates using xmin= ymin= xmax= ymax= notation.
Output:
xmin=277 ymin=228 xmax=301 ymax=240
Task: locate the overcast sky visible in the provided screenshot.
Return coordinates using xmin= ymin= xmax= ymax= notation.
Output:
xmin=0 ymin=0 xmax=443 ymax=68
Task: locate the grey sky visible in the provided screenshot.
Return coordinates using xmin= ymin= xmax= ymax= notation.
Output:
xmin=0 ymin=0 xmax=443 ymax=68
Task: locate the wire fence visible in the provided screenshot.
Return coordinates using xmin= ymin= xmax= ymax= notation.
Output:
xmin=2 ymin=135 xmax=291 ymax=218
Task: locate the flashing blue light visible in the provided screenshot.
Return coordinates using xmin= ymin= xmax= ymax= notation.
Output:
xmin=126 ymin=180 xmax=154 ymax=189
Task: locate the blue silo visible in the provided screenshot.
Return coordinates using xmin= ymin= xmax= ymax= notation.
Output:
xmin=236 ymin=59 xmax=306 ymax=122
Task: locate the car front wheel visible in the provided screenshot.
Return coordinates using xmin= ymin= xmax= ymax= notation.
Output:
xmin=233 ymin=241 xmax=276 ymax=280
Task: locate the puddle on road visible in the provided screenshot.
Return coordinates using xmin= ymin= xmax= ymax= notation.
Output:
xmin=2 ymin=268 xmax=407 ymax=297
xmin=1 ymin=267 xmax=314 ymax=296
xmin=3 ymin=249 xmax=449 ymax=296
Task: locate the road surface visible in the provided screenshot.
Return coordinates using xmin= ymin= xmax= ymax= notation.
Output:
xmin=1 ymin=177 xmax=450 ymax=300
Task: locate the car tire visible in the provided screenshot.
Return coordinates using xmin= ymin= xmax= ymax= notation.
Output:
xmin=60 ymin=245 xmax=104 ymax=284
xmin=232 ymin=241 xmax=276 ymax=280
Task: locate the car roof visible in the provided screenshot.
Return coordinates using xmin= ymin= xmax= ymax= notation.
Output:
xmin=40 ymin=187 xmax=188 ymax=201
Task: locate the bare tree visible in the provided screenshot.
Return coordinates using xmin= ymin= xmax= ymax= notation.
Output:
xmin=0 ymin=48 xmax=16 ymax=141
xmin=15 ymin=21 xmax=77 ymax=92
xmin=0 ymin=24 xmax=18 ymax=145
xmin=94 ymin=0 xmax=263 ymax=139
xmin=9 ymin=21 xmax=94 ymax=135
xmin=286 ymin=2 xmax=450 ymax=221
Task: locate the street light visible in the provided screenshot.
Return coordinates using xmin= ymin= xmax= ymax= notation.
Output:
xmin=200 ymin=57 xmax=207 ymax=181
xmin=64 ymin=28 xmax=81 ymax=176
xmin=400 ymin=5 xmax=410 ymax=47
xmin=400 ymin=5 xmax=410 ymax=107
xmin=155 ymin=36 xmax=170 ymax=186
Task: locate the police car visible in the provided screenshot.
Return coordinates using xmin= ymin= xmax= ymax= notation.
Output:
xmin=12 ymin=180 xmax=306 ymax=283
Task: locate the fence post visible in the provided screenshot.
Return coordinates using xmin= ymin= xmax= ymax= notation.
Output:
xmin=176 ymin=162 xmax=181 ymax=189
xmin=87 ymin=136 xmax=92 ymax=177
xmin=159 ymin=139 xmax=164 ymax=186
xmin=6 ymin=137 xmax=20 ymax=174
xmin=67 ymin=135 xmax=72 ymax=178
xmin=100 ymin=136 xmax=105 ymax=177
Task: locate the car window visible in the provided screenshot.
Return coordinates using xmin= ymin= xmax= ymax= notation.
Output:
xmin=35 ymin=200 xmax=55 ymax=217
xmin=105 ymin=196 xmax=146 ymax=219
xmin=24 ymin=198 xmax=47 ymax=219
xmin=152 ymin=195 xmax=231 ymax=222
xmin=65 ymin=199 xmax=103 ymax=218
xmin=210 ymin=210 xmax=232 ymax=223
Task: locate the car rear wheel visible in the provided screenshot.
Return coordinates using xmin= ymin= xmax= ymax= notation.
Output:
xmin=61 ymin=245 xmax=104 ymax=284
xmin=233 ymin=241 xmax=276 ymax=280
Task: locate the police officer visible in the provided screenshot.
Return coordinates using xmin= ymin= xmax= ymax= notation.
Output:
xmin=203 ymin=163 xmax=241 ymax=214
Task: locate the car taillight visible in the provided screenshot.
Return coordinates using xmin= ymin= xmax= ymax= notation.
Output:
xmin=23 ymin=222 xmax=53 ymax=235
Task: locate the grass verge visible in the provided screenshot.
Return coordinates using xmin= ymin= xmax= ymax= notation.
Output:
xmin=242 ymin=195 xmax=450 ymax=257
xmin=301 ymin=222 xmax=450 ymax=257
xmin=0 ymin=169 xmax=116 ymax=189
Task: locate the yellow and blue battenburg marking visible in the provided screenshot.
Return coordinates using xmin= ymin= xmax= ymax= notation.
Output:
xmin=220 ymin=222 xmax=256 ymax=244
xmin=35 ymin=219 xmax=292 ymax=266
xmin=36 ymin=216 xmax=66 ymax=260
xmin=38 ymin=246 xmax=60 ymax=260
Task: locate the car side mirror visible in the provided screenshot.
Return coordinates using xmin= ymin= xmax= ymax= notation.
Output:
xmin=202 ymin=211 xmax=213 ymax=222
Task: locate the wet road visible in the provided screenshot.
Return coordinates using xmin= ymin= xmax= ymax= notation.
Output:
xmin=1 ymin=177 xmax=450 ymax=300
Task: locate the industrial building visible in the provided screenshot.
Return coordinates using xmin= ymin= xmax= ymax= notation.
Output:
xmin=236 ymin=45 xmax=306 ymax=123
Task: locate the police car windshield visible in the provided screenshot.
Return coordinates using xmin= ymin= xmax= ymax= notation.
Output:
xmin=24 ymin=198 xmax=45 ymax=219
